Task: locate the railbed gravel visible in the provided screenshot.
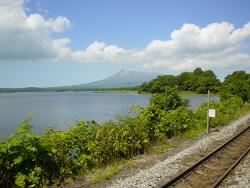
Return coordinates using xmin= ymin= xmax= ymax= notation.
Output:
xmin=219 ymin=153 xmax=250 ymax=188
xmin=109 ymin=112 xmax=250 ymax=188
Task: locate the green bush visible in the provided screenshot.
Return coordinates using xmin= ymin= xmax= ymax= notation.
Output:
xmin=1 ymin=91 xmax=250 ymax=187
xmin=0 ymin=117 xmax=59 ymax=187
xmin=210 ymin=96 xmax=243 ymax=127
xmin=220 ymin=71 xmax=250 ymax=102
xmin=149 ymin=86 xmax=188 ymax=111
xmin=157 ymin=107 xmax=195 ymax=138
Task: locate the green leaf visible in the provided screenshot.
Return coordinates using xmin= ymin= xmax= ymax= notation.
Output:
xmin=15 ymin=173 xmax=26 ymax=187
xmin=13 ymin=156 xmax=23 ymax=165
xmin=52 ymin=148 xmax=57 ymax=153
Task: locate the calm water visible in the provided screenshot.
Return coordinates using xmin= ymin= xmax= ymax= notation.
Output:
xmin=0 ymin=92 xmax=219 ymax=136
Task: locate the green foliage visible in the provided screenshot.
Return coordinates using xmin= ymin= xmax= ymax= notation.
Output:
xmin=193 ymin=96 xmax=244 ymax=128
xmin=149 ymin=86 xmax=188 ymax=111
xmin=0 ymin=117 xmax=59 ymax=187
xmin=220 ymin=71 xmax=250 ymax=102
xmin=193 ymin=69 xmax=221 ymax=94
xmin=1 ymin=87 xmax=250 ymax=187
xmin=138 ymin=67 xmax=221 ymax=94
xmin=157 ymin=107 xmax=195 ymax=138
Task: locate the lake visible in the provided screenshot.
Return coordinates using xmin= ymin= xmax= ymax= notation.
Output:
xmin=0 ymin=92 xmax=219 ymax=136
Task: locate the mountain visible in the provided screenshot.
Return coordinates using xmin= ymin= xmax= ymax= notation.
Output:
xmin=71 ymin=69 xmax=160 ymax=89
xmin=0 ymin=70 xmax=160 ymax=92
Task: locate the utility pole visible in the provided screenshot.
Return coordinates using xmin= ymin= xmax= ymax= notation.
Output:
xmin=207 ymin=90 xmax=210 ymax=133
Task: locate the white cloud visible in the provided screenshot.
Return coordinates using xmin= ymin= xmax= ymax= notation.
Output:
xmin=0 ymin=0 xmax=70 ymax=60
xmin=71 ymin=41 xmax=132 ymax=63
xmin=71 ymin=21 xmax=250 ymax=72
xmin=1 ymin=0 xmax=250 ymax=73
xmin=141 ymin=22 xmax=250 ymax=71
xmin=52 ymin=38 xmax=71 ymax=60
xmin=45 ymin=16 xmax=71 ymax=33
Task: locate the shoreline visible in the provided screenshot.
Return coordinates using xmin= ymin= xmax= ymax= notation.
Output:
xmin=0 ymin=89 xmax=219 ymax=97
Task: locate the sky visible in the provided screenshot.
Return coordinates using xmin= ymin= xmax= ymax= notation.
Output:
xmin=0 ymin=0 xmax=250 ymax=88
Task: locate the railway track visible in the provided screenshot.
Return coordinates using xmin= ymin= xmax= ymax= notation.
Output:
xmin=158 ymin=126 xmax=250 ymax=188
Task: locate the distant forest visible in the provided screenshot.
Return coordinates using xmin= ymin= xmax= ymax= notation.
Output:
xmin=1 ymin=68 xmax=250 ymax=101
xmin=138 ymin=67 xmax=220 ymax=94
xmin=138 ymin=67 xmax=250 ymax=97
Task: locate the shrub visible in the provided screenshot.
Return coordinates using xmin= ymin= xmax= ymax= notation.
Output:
xmin=157 ymin=107 xmax=195 ymax=138
xmin=220 ymin=71 xmax=250 ymax=102
xmin=149 ymin=86 xmax=188 ymax=111
xmin=0 ymin=117 xmax=59 ymax=187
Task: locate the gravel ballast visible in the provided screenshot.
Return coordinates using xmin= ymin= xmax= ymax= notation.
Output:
xmin=220 ymin=153 xmax=250 ymax=188
xmin=109 ymin=112 xmax=250 ymax=188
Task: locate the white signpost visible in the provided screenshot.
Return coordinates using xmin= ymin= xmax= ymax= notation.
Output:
xmin=208 ymin=109 xmax=216 ymax=118
xmin=207 ymin=90 xmax=216 ymax=133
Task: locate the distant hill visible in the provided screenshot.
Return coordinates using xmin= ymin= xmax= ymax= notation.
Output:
xmin=70 ymin=69 xmax=160 ymax=89
xmin=0 ymin=70 xmax=160 ymax=92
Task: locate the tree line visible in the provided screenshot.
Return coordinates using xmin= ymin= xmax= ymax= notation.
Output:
xmin=138 ymin=67 xmax=250 ymax=102
xmin=138 ymin=67 xmax=221 ymax=94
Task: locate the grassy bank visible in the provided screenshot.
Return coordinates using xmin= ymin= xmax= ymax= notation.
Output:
xmin=0 ymin=88 xmax=249 ymax=187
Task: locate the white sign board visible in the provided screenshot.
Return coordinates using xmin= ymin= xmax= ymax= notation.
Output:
xmin=208 ymin=109 xmax=216 ymax=117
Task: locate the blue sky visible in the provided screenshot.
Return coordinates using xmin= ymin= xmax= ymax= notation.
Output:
xmin=0 ymin=0 xmax=250 ymax=87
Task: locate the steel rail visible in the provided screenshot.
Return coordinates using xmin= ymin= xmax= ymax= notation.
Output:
xmin=158 ymin=126 xmax=250 ymax=188
xmin=211 ymin=145 xmax=250 ymax=188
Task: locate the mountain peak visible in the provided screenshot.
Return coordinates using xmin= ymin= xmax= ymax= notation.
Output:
xmin=73 ymin=70 xmax=160 ymax=89
xmin=119 ymin=68 xmax=126 ymax=73
xmin=116 ymin=69 xmax=129 ymax=76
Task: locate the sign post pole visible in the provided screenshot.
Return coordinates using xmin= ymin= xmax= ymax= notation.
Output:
xmin=207 ymin=90 xmax=210 ymax=133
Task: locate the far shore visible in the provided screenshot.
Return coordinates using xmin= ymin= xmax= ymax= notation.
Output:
xmin=0 ymin=89 xmax=219 ymax=97
xmin=92 ymin=90 xmax=219 ymax=97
